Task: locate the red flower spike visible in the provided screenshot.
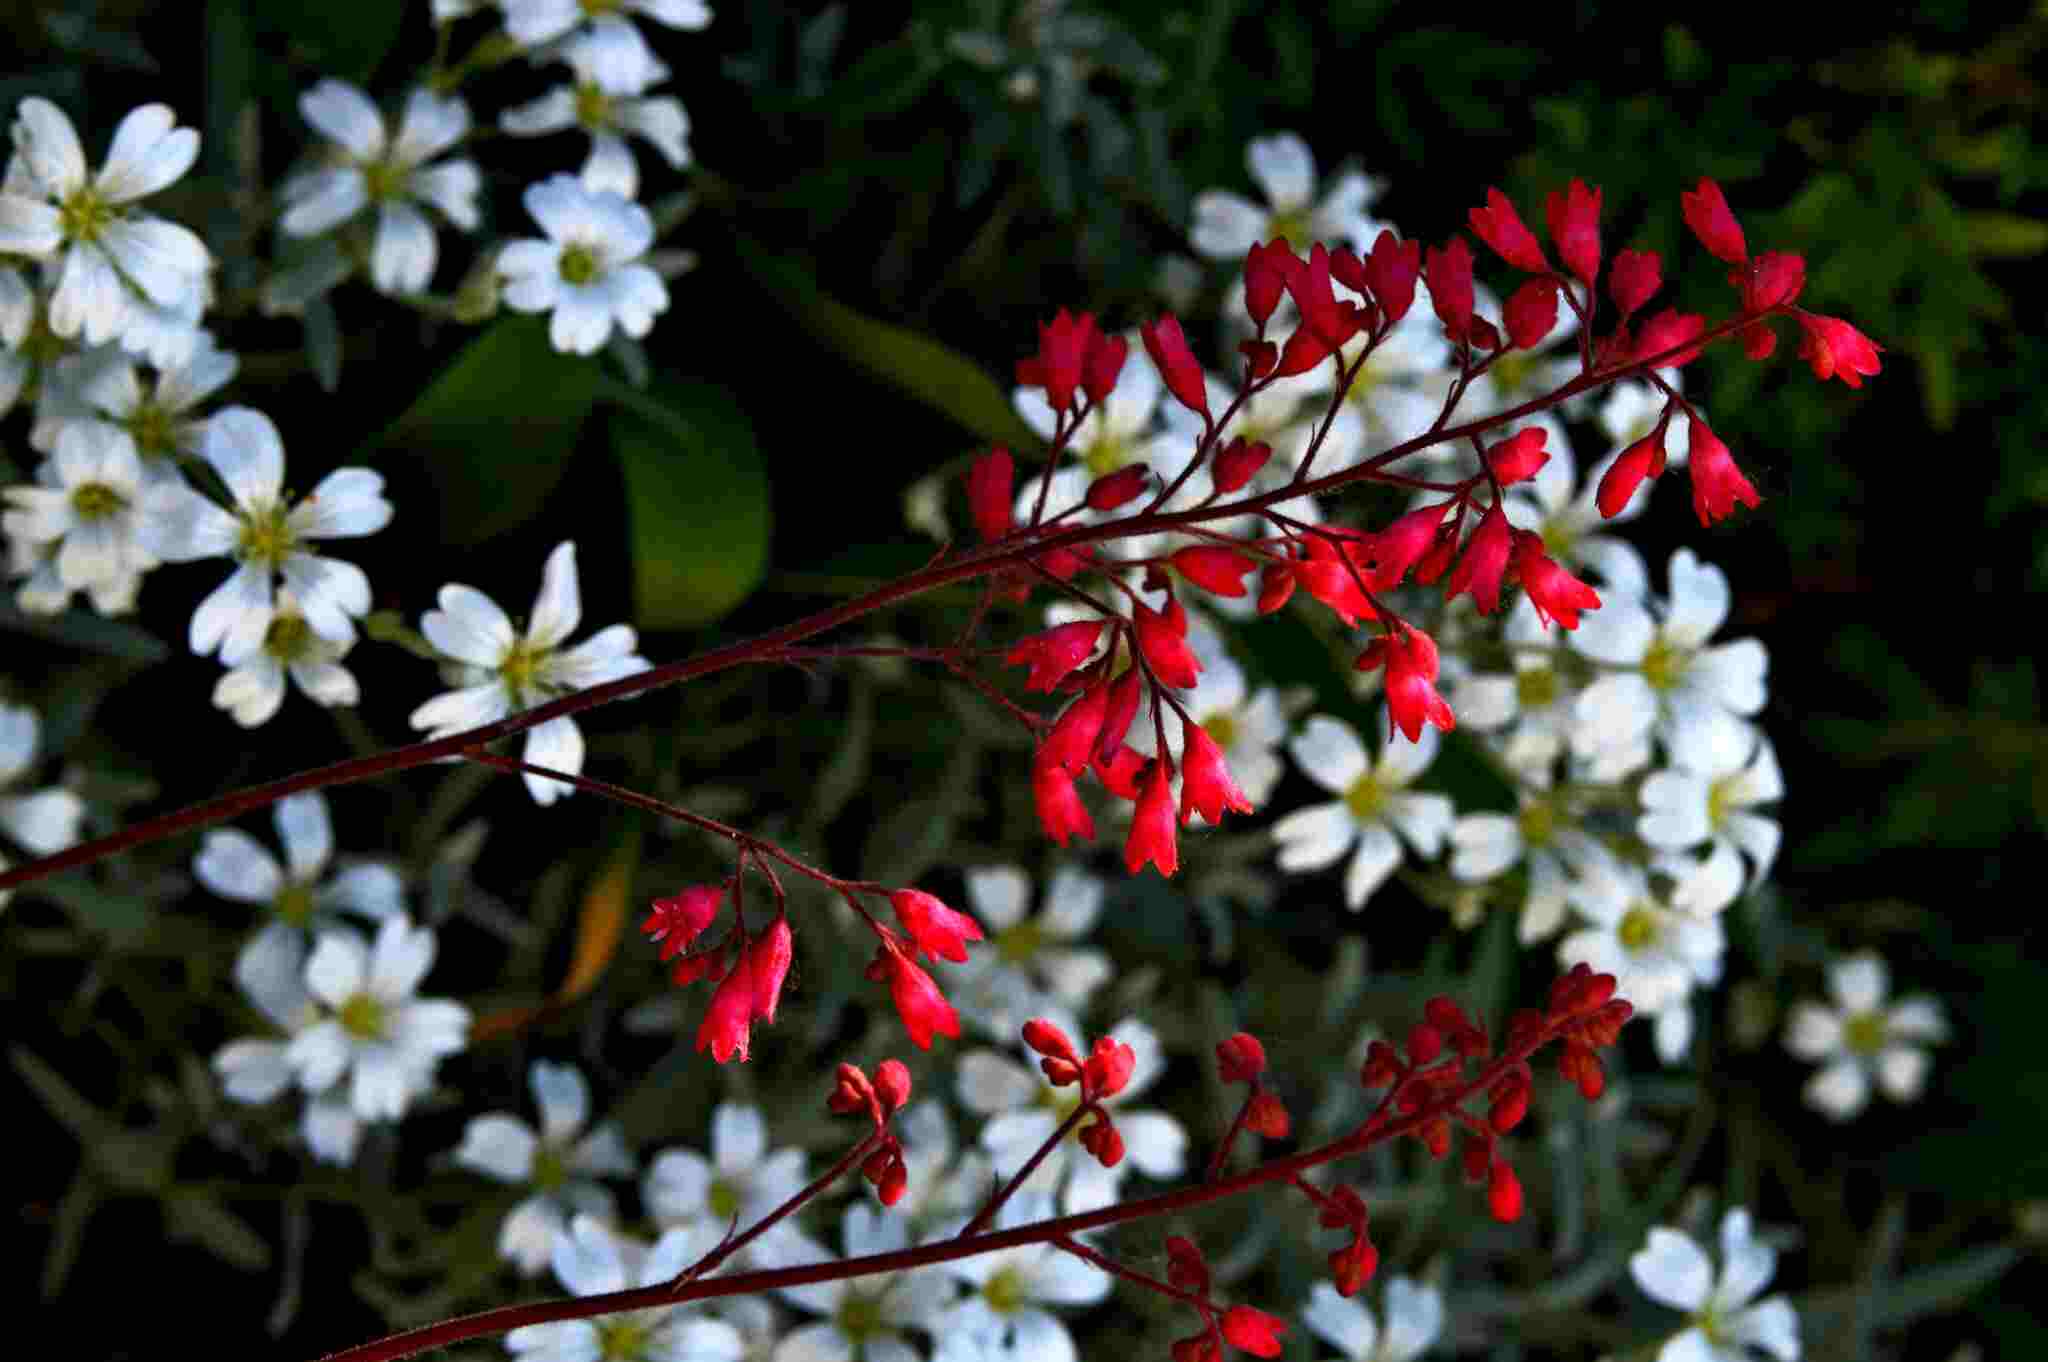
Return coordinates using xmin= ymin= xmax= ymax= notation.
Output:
xmin=644 ymin=885 xmax=723 ymax=960
xmin=1486 ymin=427 xmax=1551 ymax=486
xmin=1126 ymin=759 xmax=1180 ymax=877
xmin=1211 ymin=437 xmax=1272 ymax=495
xmin=1406 ymin=1023 xmax=1444 ymax=1065
xmin=1256 ymin=563 xmax=1296 ymax=614
xmin=1031 ymin=309 xmax=1099 ymax=413
xmin=1142 ymin=315 xmax=1211 ymax=420
xmin=1470 ymin=188 xmax=1551 ymax=273
xmin=1134 ymin=601 xmax=1202 ymax=690
xmin=1181 ymin=723 xmax=1254 ymax=826
xmin=1221 ymin=1307 xmax=1289 ymax=1359
xmin=1443 ymin=504 xmax=1513 ymax=615
xmin=873 ymin=1059 xmax=911 ymax=1113
xmin=1504 ymin=278 xmax=1560 ymax=350
xmin=1545 ymin=179 xmax=1602 ymax=286
xmin=889 ymin=888 xmax=985 ymax=965
xmin=1426 ymin=239 xmax=1476 ymax=342
xmin=1093 ymin=743 xmax=1149 ymax=800
xmin=1086 ymin=465 xmax=1151 ymax=512
xmin=1796 ymin=314 xmax=1883 ymax=388
xmin=1081 ymin=328 xmax=1129 ymax=405
xmin=1006 ymin=621 xmax=1106 ymax=693
xmin=965 ymin=448 xmax=1014 ymax=543
xmin=1685 ymin=418 xmax=1762 ymax=525
xmin=1608 ymin=248 xmax=1662 ymax=320
xmin=1172 ymin=546 xmax=1256 ymax=598
xmin=1382 ymin=628 xmax=1457 ymax=742
xmin=1097 ymin=666 xmax=1145 ymax=762
xmin=1488 ymin=1161 xmax=1524 ymax=1222
xmin=1597 ymin=433 xmax=1662 ymax=519
xmin=1363 ymin=230 xmax=1422 ymax=323
xmin=1634 ymin=308 xmax=1707 ymax=368
xmin=1078 ymin=1111 xmax=1124 ymax=1167
xmin=1084 ymin=1036 xmax=1138 ymax=1098
xmin=868 ymin=944 xmax=961 ymax=1050
xmin=696 ymin=958 xmax=758 ymax=1063
xmin=1216 ymin=1033 xmax=1268 ymax=1083
xmin=1043 ymin=682 xmax=1110 ymax=775
xmin=1245 ymin=1090 xmax=1291 ymax=1139
xmin=1512 ymin=533 xmax=1602 ymax=630
xmin=829 ymin=1063 xmax=877 ymax=1119
xmin=1368 ymin=501 xmax=1452 ymax=590
xmin=1166 ymin=1235 xmax=1211 ymax=1295
xmin=1744 ymin=251 xmax=1806 ymax=311
xmin=750 ymin=916 xmax=794 ymax=1023
xmin=1681 ymin=178 xmax=1748 ymax=264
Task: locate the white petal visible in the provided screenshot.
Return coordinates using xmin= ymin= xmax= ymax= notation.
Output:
xmin=1687 ymin=639 xmax=1768 ymax=717
xmin=1374 ymin=718 xmax=1440 ymax=786
xmin=285 ymin=1019 xmax=352 ymax=1092
xmin=1874 ymin=1045 xmax=1930 ymax=1102
xmin=274 ymin=791 xmax=333 ymax=882
xmin=1290 ymin=715 xmax=1368 ymax=793
xmin=532 ymin=1059 xmax=591 ymax=1143
xmin=215 ymin=1038 xmax=296 ymax=1103
xmin=966 ymin=865 xmax=1030 ymax=931
xmin=548 ymin=284 xmax=616 ymax=355
xmin=1343 ymin=821 xmax=1403 ymax=908
xmin=1725 ymin=1297 xmax=1801 ymax=1361
xmin=1302 ymin=1281 xmax=1378 ymax=1360
xmin=196 ymin=828 xmax=285 ymax=903
xmin=1886 ymin=997 xmax=1947 ymax=1043
xmin=1662 ymin=548 xmax=1730 ymax=647
xmin=499 ymin=1195 xmax=567 ymax=1275
xmin=957 ymin=1050 xmax=1038 ymax=1114
xmin=287 ymin=657 xmax=361 ymax=711
xmin=423 ymin=583 xmax=517 ymax=667
xmin=552 ymin=1214 xmax=629 ymax=1297
xmin=644 ymin=1148 xmax=712 ymax=1224
xmin=0 ymin=194 xmax=62 ymax=257
xmin=281 ymin=553 xmax=371 ymax=643
xmin=1115 ymin=1111 xmax=1187 ymax=1179
xmin=408 ymin=681 xmax=511 ymax=737
xmin=292 ymin=467 xmax=393 ymax=540
xmin=393 ymin=89 xmax=470 ymax=164
xmin=300 ymin=80 xmax=387 ymax=160
xmin=1380 ymin=1277 xmax=1444 ymax=1362
xmin=0 ymin=787 xmax=84 ymax=855
xmin=235 ymin=921 xmax=310 ymax=1025
xmin=279 ymin=166 xmax=368 ymax=237
xmin=1453 ymin=674 xmax=1519 ymax=730
xmin=1629 ymin=1227 xmax=1713 ymax=1312
xmin=456 ymin=1113 xmax=540 ymax=1182
xmin=713 ymin=1102 xmax=768 ymax=1169
xmin=1569 ymin=596 xmax=1655 ymax=665
xmin=1803 ymin=1058 xmax=1869 ymax=1121
xmin=1714 ymin=1209 xmax=1777 ymax=1310
xmin=1783 ymin=1002 xmax=1843 ymax=1061
xmin=522 ymin=716 xmax=586 ymax=804
xmin=49 ymin=244 xmax=130 ymax=345
xmin=410 ymin=160 xmax=482 ymax=230
xmin=14 ymin=98 xmax=88 ymax=196
xmin=1385 ymin=791 xmax=1452 ymax=857
xmin=581 ymin=132 xmax=639 ymax=199
xmin=369 ymin=916 xmax=435 ymax=999
xmin=774 ymin=1323 xmax=852 ymax=1362
xmin=502 ymin=89 xmax=580 ymax=136
xmin=529 ymin=541 xmax=583 ymax=648
xmin=1449 ymin=813 xmax=1520 ymax=882
xmin=302 ymin=1095 xmax=364 ymax=1164
xmin=203 ymin=406 xmax=286 ymax=509
xmin=1189 ymin=191 xmax=1268 ymax=260
xmin=1245 ymin=132 xmax=1315 ymax=211
xmin=97 ymin=217 xmax=209 ymax=305
xmin=619 ymin=97 xmax=690 ymax=167
xmin=1828 ymin=952 xmax=1888 ymax=1013
xmin=371 ymin=201 xmax=437 ymax=295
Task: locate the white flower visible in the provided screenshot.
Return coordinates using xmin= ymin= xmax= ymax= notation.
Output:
xmin=643 ymin=1103 xmax=808 ymax=1264
xmin=1446 ymin=770 xmax=1596 ymax=946
xmin=1569 ymin=549 xmax=1767 ymax=761
xmin=1502 ymin=416 xmax=1651 ymax=600
xmin=285 ymin=915 xmax=470 ymax=1121
xmin=952 ymin=865 xmax=1110 ymax=1042
xmin=1321 ymin=292 xmax=1452 ymax=466
xmin=279 ymin=82 xmax=481 ymax=296
xmin=77 ymin=332 xmax=236 ymax=466
xmin=1556 ymin=850 xmax=1723 ymax=1034
xmin=1191 ymin=132 xmax=1384 ymax=260
xmin=1273 ymin=713 xmax=1454 ymax=910
xmin=1460 ymin=298 xmax=1580 ymax=420
xmin=887 ymin=1100 xmax=991 ymax=1229
xmin=2 ymin=421 xmax=156 ymax=599
xmin=508 ymin=1215 xmax=745 ymax=1362
xmin=197 ymin=789 xmax=404 ymax=995
xmin=408 ymin=540 xmax=651 ymax=804
xmin=1784 ymin=952 xmax=1947 ymax=1121
xmin=211 ymin=928 xmax=368 ymax=1164
xmin=498 ymin=173 xmax=670 ymax=354
xmin=958 ymin=1018 xmax=1187 ymax=1215
xmin=1628 ymin=1209 xmax=1801 ymax=1362
xmin=1636 ymin=713 xmax=1783 ymax=916
xmin=1301 ymin=1277 xmax=1444 ymax=1362
xmin=1450 ymin=595 xmax=1591 ymax=776
xmin=212 ymin=588 xmax=362 ymax=727
xmin=934 ymin=1192 xmax=1111 ymax=1362
xmin=502 ymin=0 xmax=713 ymax=49
xmin=503 ymin=24 xmax=691 ymax=199
xmin=767 ymin=1203 xmax=956 ymax=1362
xmin=0 ymin=703 xmax=87 ymax=907
xmin=141 ymin=406 xmax=391 ymax=657
xmin=454 ymin=1060 xmax=637 ymax=1275
xmin=0 ymin=100 xmax=209 ymax=347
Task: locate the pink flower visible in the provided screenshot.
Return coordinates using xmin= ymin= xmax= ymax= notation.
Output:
xmin=1469 ymin=188 xmax=1550 ymax=273
xmin=1512 ymin=532 xmax=1601 ymax=629
xmin=1180 ymin=723 xmax=1253 ymax=826
xmin=869 ymin=943 xmax=960 ymax=1050
xmin=1220 ymin=1306 xmax=1289 ymax=1358
xmin=1597 ymin=432 xmax=1663 ymax=519
xmin=1215 ymin=1032 xmax=1267 ymax=1083
xmin=1005 ymin=620 xmax=1105 ymax=692
xmin=1685 ymin=417 xmax=1762 ymax=524
xmin=1443 ymin=503 xmax=1513 ymax=615
xmin=1211 ymin=437 xmax=1272 ymax=494
xmin=1680 ymin=178 xmax=1747 ymax=264
xmin=1142 ymin=314 xmax=1210 ymax=420
xmin=696 ymin=957 xmax=756 ymax=1063
xmin=1018 ymin=309 xmax=1099 ymax=413
xmin=1486 ymin=427 xmax=1550 ymax=485
xmin=889 ymin=888 xmax=984 ymax=964
xmin=1796 ymin=313 xmax=1882 ymax=388
xmin=1242 ymin=240 xmax=1296 ymax=331
xmin=1125 ymin=759 xmax=1179 ymax=876
xmin=643 ymin=885 xmax=723 ymax=960
xmin=1367 ymin=501 xmax=1452 ymax=590
xmin=1544 ymin=178 xmax=1602 ymax=285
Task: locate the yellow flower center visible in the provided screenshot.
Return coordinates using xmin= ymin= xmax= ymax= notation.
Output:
xmin=1515 ymin=665 xmax=1560 ymax=711
xmin=1345 ymin=772 xmax=1386 ymax=822
xmin=339 ymin=992 xmax=388 ymax=1040
xmin=1516 ymin=798 xmax=1557 ymax=849
xmin=70 ymin=482 xmax=126 ymax=521
xmin=498 ymin=637 xmax=548 ymax=698
xmin=995 ymin=918 xmax=1044 ymax=965
xmin=531 ymin=1144 xmax=570 ymax=1192
xmin=1265 ymin=208 xmax=1312 ymax=248
xmin=1641 ymin=635 xmax=1686 ymax=693
xmin=126 ymin=400 xmax=177 ymax=458
xmin=1617 ymin=904 xmax=1660 ymax=952
xmin=236 ymin=503 xmax=298 ymax=570
xmin=835 ymin=1291 xmax=885 ymax=1342
xmin=273 ymin=882 xmax=317 ymax=928
xmin=59 ymin=186 xmax=115 ymax=243
xmin=1844 ymin=1011 xmax=1888 ymax=1055
xmin=361 ymin=158 xmax=406 ymax=203
xmin=1490 ymin=349 xmax=1535 ymax=396
xmin=574 ymin=82 xmax=614 ymax=130
xmin=264 ymin=612 xmax=315 ymax=663
xmin=579 ymin=0 xmax=622 ymax=15
xmin=983 ymin=1265 xmax=1028 ymax=1314
xmin=1202 ymin=712 xmax=1238 ymax=749
xmin=559 ymin=244 xmax=600 ymax=285
xmin=1081 ymin=426 xmax=1133 ymax=479
xmin=596 ymin=1317 xmax=652 ymax=1361
xmin=708 ymin=1177 xmax=740 ymax=1221
xmin=1707 ymin=776 xmax=1737 ymax=829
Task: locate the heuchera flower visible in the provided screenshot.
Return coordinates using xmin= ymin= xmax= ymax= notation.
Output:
xmin=1019 ymin=309 xmax=1098 ymax=413
xmin=1356 ymin=628 xmax=1456 ymax=743
xmin=1608 ymin=248 xmax=1662 ymax=321
xmin=1142 ymin=315 xmax=1210 ymax=420
xmin=1685 ymin=417 xmax=1762 ymax=525
xmin=1180 ymin=723 xmax=1253 ymax=826
xmin=1210 ymin=437 xmax=1272 ymax=494
xmin=695 ymin=918 xmax=793 ymax=1064
xmin=1680 ymin=177 xmax=1748 ymax=264
xmin=1469 ymin=189 xmax=1550 ymax=273
xmin=1367 ymin=502 xmax=1451 ymax=590
xmin=1085 ymin=464 xmax=1150 ymax=511
xmin=1215 ymin=1032 xmax=1267 ymax=1083
xmin=889 ymin=888 xmax=984 ymax=964
xmin=1545 ymin=178 xmax=1602 ymax=285
xmin=1032 ymin=755 xmax=1095 ymax=846
xmin=643 ymin=884 xmax=722 ymax=960
xmin=966 ymin=448 xmax=1014 ymax=542
xmin=1125 ymin=758 xmax=1179 ymax=876
xmin=1005 ymin=620 xmax=1104 ymax=692
xmin=1172 ymin=546 xmax=1255 ymax=598
xmin=1634 ymin=309 xmax=1706 ymax=368
xmin=1242 ymin=239 xmax=1296 ymax=331
xmin=869 ymin=942 xmax=961 ymax=1049
xmin=1597 ymin=431 xmax=1665 ymax=519
xmin=1795 ymin=314 xmax=1883 ymax=388
xmin=1081 ymin=328 xmax=1129 ymax=405
xmin=1443 ymin=504 xmax=1512 ymax=615
xmin=1425 ymin=239 xmax=1475 ymax=343
xmin=1221 ymin=1306 xmax=1289 ymax=1358
xmin=1363 ymin=229 xmax=1422 ymax=323
xmin=1512 ymin=532 xmax=1601 ymax=630
xmin=1133 ymin=600 xmax=1201 ymax=690
xmin=1486 ymin=428 xmax=1550 ymax=486
xmin=1503 ymin=278 xmax=1559 ymax=350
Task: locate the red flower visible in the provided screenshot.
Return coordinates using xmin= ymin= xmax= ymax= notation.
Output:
xmin=1031 ymin=754 xmax=1095 ymax=846
xmin=1742 ymin=250 xmax=1806 ymax=311
xmin=1096 ymin=665 xmax=1145 ymax=761
xmin=1426 ymin=239 xmax=1476 ymax=342
xmin=1244 ymin=1090 xmax=1290 ymax=1138
xmin=1242 ymin=240 xmax=1296 ymax=331
xmin=1081 ymin=327 xmax=1128 ymax=405
xmin=1596 ymin=432 xmax=1663 ymax=519
xmin=1443 ymin=503 xmax=1513 ymax=615
xmin=1469 ymin=188 xmax=1550 ymax=273
xmin=1487 ymin=1161 xmax=1524 ymax=1222
xmin=1022 ymin=309 xmax=1099 ymax=413
xmin=1024 ymin=1016 xmax=1080 ymax=1064
xmin=1680 ymin=178 xmax=1747 ymax=264
xmin=1512 ymin=532 xmax=1602 ymax=629
xmin=1634 ymin=309 xmax=1706 ymax=368
xmin=1181 ymin=722 xmax=1253 ymax=826
xmin=1377 ymin=628 xmax=1456 ymax=742
xmin=1503 ymin=278 xmax=1559 ymax=350
xmin=1485 ymin=427 xmax=1550 ymax=486
xmin=1041 ymin=681 xmax=1110 ymax=774
xmin=1220 ymin=1306 xmax=1289 ymax=1358
xmin=1171 ymin=546 xmax=1256 ymax=598
xmin=1607 ymin=248 xmax=1662 ymax=321
xmin=1211 ymin=437 xmax=1272 ymax=494
xmin=1362 ymin=229 xmax=1421 ymax=323
xmin=1795 ymin=313 xmax=1883 ymax=388
xmin=1685 ymin=417 xmax=1762 ymax=524
xmin=965 ymin=448 xmax=1014 ymax=543
xmin=696 ymin=957 xmax=758 ymax=1063
xmin=1092 ymin=742 xmax=1149 ymax=800
xmin=1133 ymin=600 xmax=1201 ymax=690
xmin=644 ymin=884 xmax=723 ymax=960
xmin=1084 ymin=1035 xmax=1137 ymax=1098
xmin=750 ymin=916 xmax=794 ymax=1023
xmin=1125 ymin=759 xmax=1179 ymax=876
xmin=1368 ymin=501 xmax=1453 ymax=590
xmin=1006 ymin=620 xmax=1105 ymax=693
xmin=868 ymin=943 xmax=960 ymax=1050
xmin=1086 ymin=464 xmax=1150 ymax=511
xmin=1544 ymin=178 xmax=1602 ymax=285
xmin=1142 ymin=315 xmax=1210 ymax=420
xmin=1256 ymin=562 xmax=1296 ymax=614
xmin=1216 ymin=1032 xmax=1267 ymax=1083
xmin=889 ymin=889 xmax=984 ymax=964
xmin=1296 ymin=539 xmax=1376 ymax=627
xmin=1286 ymin=243 xmax=1366 ymax=351
xmin=1077 ymin=1111 xmax=1124 ymax=1167
xmin=1166 ymin=1235 xmax=1210 ymax=1294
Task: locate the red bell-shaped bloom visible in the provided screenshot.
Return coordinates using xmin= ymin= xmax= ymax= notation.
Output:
xmin=1215 ymin=1032 xmax=1267 ymax=1083
xmin=750 ymin=916 xmax=794 ymax=1023
xmin=1032 ymin=754 xmax=1095 ymax=846
xmin=1469 ymin=188 xmax=1550 ymax=273
xmin=965 ymin=448 xmax=1014 ymax=543
xmin=1607 ymin=248 xmax=1661 ymax=321
xmin=1544 ymin=178 xmax=1602 ymax=286
xmin=1795 ymin=313 xmax=1883 ymax=388
xmin=696 ymin=957 xmax=757 ymax=1063
xmin=1363 ymin=229 xmax=1422 ymax=323
xmin=1006 ymin=620 xmax=1105 ymax=693
xmin=1133 ymin=600 xmax=1201 ymax=690
xmin=1426 ymin=238 xmax=1476 ymax=343
xmin=868 ymin=943 xmax=960 ymax=1050
xmin=889 ymin=888 xmax=984 ymax=964
xmin=1512 ymin=532 xmax=1602 ymax=629
xmin=1680 ymin=178 xmax=1748 ymax=264
xmin=1086 ymin=464 xmax=1150 ymax=511
xmin=1180 ymin=722 xmax=1253 ymax=826
xmin=1242 ymin=240 xmax=1297 ymax=331
xmin=1486 ymin=427 xmax=1550 ymax=486
xmin=1685 ymin=418 xmax=1762 ymax=524
xmin=1503 ymin=278 xmax=1559 ymax=350
xmin=644 ymin=884 xmax=723 ymax=960
xmin=1171 ymin=545 xmax=1255 ymax=598
xmin=1141 ymin=314 xmax=1210 ymax=420
xmin=1368 ymin=502 xmax=1452 ymax=590
xmin=1125 ymin=759 xmax=1179 ymax=876
xmin=1081 ymin=327 xmax=1128 ymax=405
xmin=1220 ymin=1306 xmax=1288 ymax=1359
xmin=1443 ymin=503 xmax=1513 ymax=615
xmin=1597 ymin=432 xmax=1663 ymax=518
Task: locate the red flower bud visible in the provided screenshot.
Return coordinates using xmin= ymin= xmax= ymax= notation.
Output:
xmin=1166 ymin=1235 xmax=1210 ymax=1294
xmin=1078 ymin=1111 xmax=1124 ymax=1167
xmin=696 ymin=955 xmax=758 ymax=1063
xmin=1681 ymin=178 xmax=1748 ymax=264
xmin=1125 ymin=759 xmax=1179 ymax=877
xmin=873 ymin=1059 xmax=911 ymax=1113
xmin=1029 ymin=309 xmax=1099 ymax=413
xmin=1503 ymin=277 xmax=1560 ymax=350
xmin=1743 ymin=250 xmax=1806 ymax=311
xmin=1085 ymin=1036 xmax=1137 ymax=1098
xmin=1024 ymin=1017 xmax=1079 ymax=1063
xmin=1685 ymin=418 xmax=1762 ymax=526
xmin=1296 ymin=537 xmax=1376 ymax=627
xmin=750 ymin=916 xmax=794 ymax=1023
xmin=965 ymin=448 xmax=1014 ymax=544
xmin=1544 ymin=178 xmax=1602 ymax=286
xmin=1597 ymin=432 xmax=1663 ymax=519
xmin=1486 ymin=427 xmax=1550 ymax=486
xmin=1329 ymin=1233 xmax=1379 ymax=1296
xmin=1367 ymin=501 xmax=1452 ymax=591
xmin=1134 ymin=601 xmax=1202 ymax=690
xmin=1489 ymin=1079 xmax=1530 ymax=1133
xmin=1220 ymin=1306 xmax=1288 ymax=1358
xmin=1634 ymin=308 xmax=1706 ymax=368
xmin=1082 ymin=327 xmax=1128 ymax=405
xmin=1256 ymin=562 xmax=1296 ymax=614
xmin=1273 ymin=323 xmax=1334 ymax=379
xmin=1406 ymin=1022 xmax=1443 ymax=1064
xmin=1041 ymin=683 xmax=1109 ymax=777
xmin=1181 ymin=722 xmax=1254 ymax=826
xmin=1097 ymin=666 xmax=1145 ymax=762
xmin=1426 ymin=239 xmax=1475 ymax=342
xmin=1469 ymin=188 xmax=1550 ymax=273
xmin=1244 ymin=1090 xmax=1290 ymax=1139
xmin=1171 ymin=545 xmax=1256 ymax=598
xmin=1211 ymin=437 xmax=1272 ymax=495
xmin=874 ymin=1149 xmax=908 ymax=1205
xmin=1243 ymin=241 xmax=1297 ymax=330
xmin=1093 ymin=743 xmax=1149 ymax=800
xmin=1512 ymin=532 xmax=1602 ymax=630
xmin=1487 ymin=1161 xmax=1524 ymax=1222
xmin=1237 ymin=338 xmax=1278 ymax=379
xmin=889 ymin=888 xmax=984 ymax=965
xmin=1360 ymin=1040 xmax=1403 ymax=1088
xmin=1142 ymin=315 xmax=1210 ymax=420
xmin=1363 ymin=229 xmax=1421 ymax=323
xmin=1607 ymin=248 xmax=1662 ymax=320
xmin=1216 ymin=1032 xmax=1267 ymax=1083
xmin=830 ymin=1063 xmax=878 ymax=1120
xmin=1461 ymin=1135 xmax=1493 ymax=1184
xmin=644 ymin=885 xmax=724 ymax=960
xmin=1442 ymin=503 xmax=1513 ymax=615
xmin=1380 ymin=628 xmax=1456 ymax=743
xmin=1006 ymin=620 xmax=1106 ymax=693
xmin=1086 ymin=464 xmax=1151 ymax=511
xmin=1795 ymin=313 xmax=1883 ymax=389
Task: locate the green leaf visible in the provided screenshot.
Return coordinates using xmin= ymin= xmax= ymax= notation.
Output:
xmin=164 ymin=1192 xmax=274 ymax=1271
xmin=734 ymin=237 xmax=1038 ymax=449
xmin=377 ymin=318 xmax=600 ymax=545
xmin=1964 ymin=211 xmax=2048 ymax=258
xmin=604 ymin=379 xmax=771 ymax=630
